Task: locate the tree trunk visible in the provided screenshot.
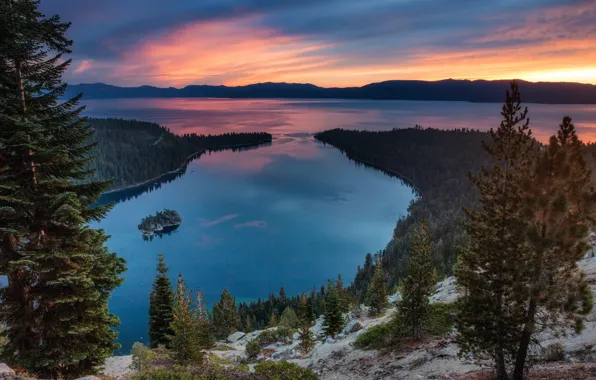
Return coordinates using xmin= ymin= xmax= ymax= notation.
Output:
xmin=495 ymin=346 xmax=508 ymax=380
xmin=513 ymin=298 xmax=537 ymax=380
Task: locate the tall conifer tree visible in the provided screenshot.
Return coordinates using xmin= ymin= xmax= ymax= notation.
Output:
xmin=170 ymin=275 xmax=202 ymax=366
xmin=0 ymin=1 xmax=125 ymax=377
xmin=455 ymin=81 xmax=536 ymax=380
xmin=212 ymin=288 xmax=240 ymax=338
xmin=322 ymin=281 xmax=343 ymax=338
xmin=149 ymin=253 xmax=174 ymax=348
xmin=367 ymin=259 xmax=389 ymax=316
xmin=511 ymin=117 xmax=595 ymax=379
xmin=398 ymin=222 xmax=436 ymax=340
xmin=195 ymin=287 xmax=215 ymax=350
xmin=297 ymin=293 xmax=315 ymax=354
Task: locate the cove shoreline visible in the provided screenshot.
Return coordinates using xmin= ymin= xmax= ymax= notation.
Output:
xmin=101 ymin=139 xmax=273 ymax=196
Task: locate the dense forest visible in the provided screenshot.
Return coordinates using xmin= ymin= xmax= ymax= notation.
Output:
xmin=316 ymin=126 xmax=596 ymax=298
xmin=86 ymin=118 xmax=272 ymax=190
xmin=315 ymin=127 xmax=491 ymax=292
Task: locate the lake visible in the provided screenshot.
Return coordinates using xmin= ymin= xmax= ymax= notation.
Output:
xmin=84 ymin=98 xmax=596 ymax=353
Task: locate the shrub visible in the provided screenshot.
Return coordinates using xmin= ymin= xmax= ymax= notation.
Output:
xmin=131 ymin=342 xmax=154 ymax=372
xmin=541 ymin=342 xmax=565 ymax=362
xmin=254 ymin=361 xmax=319 ymax=380
xmin=246 ymin=339 xmax=261 ymax=360
xmin=425 ymin=303 xmax=457 ymax=336
xmin=354 ymin=321 xmax=395 ymax=350
xmin=130 ymin=368 xmax=194 ymax=380
xmin=257 ymin=330 xmax=279 ymax=347
xmin=276 ymin=327 xmax=294 ymax=344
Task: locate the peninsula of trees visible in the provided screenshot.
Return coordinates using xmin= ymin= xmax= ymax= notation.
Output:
xmin=87 ymin=118 xmax=272 ymax=191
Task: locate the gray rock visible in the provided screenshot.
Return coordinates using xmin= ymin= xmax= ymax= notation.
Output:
xmin=325 ymin=337 xmax=335 ymax=344
xmin=227 ymin=331 xmax=246 ymax=343
xmin=0 ymin=364 xmax=14 ymax=376
xmin=344 ymin=320 xmax=363 ymax=334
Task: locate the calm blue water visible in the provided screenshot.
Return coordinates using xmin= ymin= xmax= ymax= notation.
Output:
xmin=84 ymin=98 xmax=596 ymax=353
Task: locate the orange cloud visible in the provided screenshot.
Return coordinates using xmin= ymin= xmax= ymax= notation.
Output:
xmin=99 ymin=4 xmax=596 ymax=87
xmin=112 ymin=17 xmax=334 ymax=86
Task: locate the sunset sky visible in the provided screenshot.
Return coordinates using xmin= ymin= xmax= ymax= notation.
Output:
xmin=41 ymin=0 xmax=596 ymax=88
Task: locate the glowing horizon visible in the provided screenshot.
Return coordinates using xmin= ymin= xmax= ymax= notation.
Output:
xmin=43 ymin=1 xmax=596 ymax=87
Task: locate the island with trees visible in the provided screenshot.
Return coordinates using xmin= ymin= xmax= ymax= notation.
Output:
xmin=138 ymin=209 xmax=183 ymax=237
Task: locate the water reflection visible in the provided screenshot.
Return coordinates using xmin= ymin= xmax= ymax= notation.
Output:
xmin=83 ymin=98 xmax=596 ymax=143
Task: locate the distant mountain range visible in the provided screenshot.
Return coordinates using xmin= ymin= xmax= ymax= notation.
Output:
xmin=64 ymin=79 xmax=596 ymax=104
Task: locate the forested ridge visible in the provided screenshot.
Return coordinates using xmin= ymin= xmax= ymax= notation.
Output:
xmin=86 ymin=118 xmax=272 ymax=190
xmin=315 ymin=127 xmax=490 ymax=289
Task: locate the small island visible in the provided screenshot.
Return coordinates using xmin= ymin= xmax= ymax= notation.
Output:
xmin=138 ymin=209 xmax=182 ymax=237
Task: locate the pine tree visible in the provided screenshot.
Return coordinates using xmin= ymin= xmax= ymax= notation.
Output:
xmin=455 ymin=81 xmax=536 ymax=380
xmin=0 ymin=1 xmax=125 ymax=377
xmin=212 ymin=288 xmax=241 ymax=338
xmin=149 ymin=253 xmax=174 ymax=348
xmin=336 ymin=274 xmax=349 ymax=313
xmin=169 ymin=275 xmax=202 ymax=366
xmin=279 ymin=306 xmax=300 ymax=329
xmin=268 ymin=311 xmax=277 ymax=328
xmin=323 ymin=281 xmax=343 ymax=338
xmin=245 ymin=314 xmax=255 ymax=333
xmin=367 ymin=259 xmax=389 ymax=316
xmin=298 ymin=293 xmax=315 ymax=354
xmin=399 ymin=222 xmax=437 ymax=340
xmin=510 ymin=117 xmax=595 ymax=379
xmin=195 ymin=288 xmax=215 ymax=350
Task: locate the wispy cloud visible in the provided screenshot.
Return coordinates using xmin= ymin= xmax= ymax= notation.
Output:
xmin=234 ymin=220 xmax=268 ymax=229
xmin=199 ymin=214 xmax=239 ymax=227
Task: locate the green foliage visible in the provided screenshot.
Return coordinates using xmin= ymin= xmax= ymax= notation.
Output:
xmin=213 ymin=288 xmax=241 ymax=339
xmin=456 ymin=81 xmax=535 ymax=380
xmin=257 ymin=330 xmax=280 ymax=347
xmin=316 ymin=126 xmax=490 ymax=293
xmin=245 ymin=339 xmax=261 ymax=360
xmin=196 ymin=288 xmax=216 ymax=350
xmin=0 ymin=1 xmax=126 ymax=377
xmin=367 ymin=260 xmax=389 ymax=316
xmin=298 ymin=326 xmax=315 ymax=355
xmin=276 ymin=327 xmax=294 ymax=344
xmin=322 ymin=282 xmax=344 ymax=338
xmin=86 ymin=117 xmax=272 ymax=191
xmin=169 ymin=275 xmax=203 ymax=365
xmin=278 ymin=307 xmax=300 ymax=329
xmin=149 ymin=253 xmax=175 ymax=348
xmin=540 ymin=343 xmax=565 ymax=362
xmin=245 ymin=315 xmax=255 ymax=333
xmin=131 ymin=343 xmax=154 ymax=372
xmin=399 ymin=223 xmax=437 ymax=340
xmin=425 ymin=303 xmax=457 ymax=337
xmin=130 ymin=368 xmax=195 ymax=380
xmin=254 ymin=361 xmax=319 ymax=380
xmin=268 ymin=312 xmax=277 ymax=328
xmin=354 ymin=321 xmax=396 ymax=350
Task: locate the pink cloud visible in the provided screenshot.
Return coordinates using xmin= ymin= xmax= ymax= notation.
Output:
xmin=73 ymin=59 xmax=93 ymax=74
xmin=199 ymin=214 xmax=239 ymax=227
xmin=234 ymin=220 xmax=268 ymax=229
